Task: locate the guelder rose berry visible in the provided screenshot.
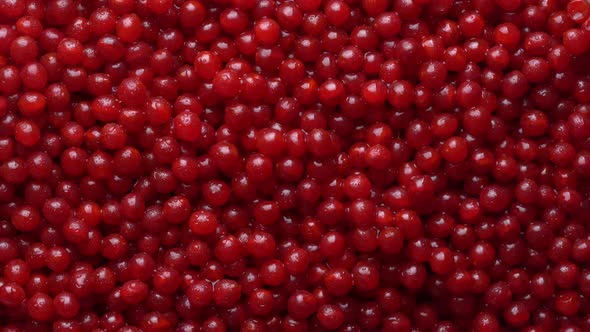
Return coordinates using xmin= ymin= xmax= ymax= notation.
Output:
xmin=0 ymin=0 xmax=590 ymax=330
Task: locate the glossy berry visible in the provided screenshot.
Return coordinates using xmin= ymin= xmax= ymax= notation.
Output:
xmin=0 ymin=0 xmax=586 ymax=330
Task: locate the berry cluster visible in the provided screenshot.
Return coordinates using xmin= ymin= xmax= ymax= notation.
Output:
xmin=1 ymin=0 xmax=590 ymax=331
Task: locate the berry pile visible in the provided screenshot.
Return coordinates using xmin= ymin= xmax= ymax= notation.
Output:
xmin=2 ymin=0 xmax=590 ymax=331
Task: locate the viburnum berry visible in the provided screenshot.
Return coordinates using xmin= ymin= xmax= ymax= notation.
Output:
xmin=0 ymin=0 xmax=588 ymax=330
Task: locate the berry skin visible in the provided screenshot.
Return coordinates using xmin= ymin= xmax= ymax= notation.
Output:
xmin=0 ymin=1 xmax=589 ymax=330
